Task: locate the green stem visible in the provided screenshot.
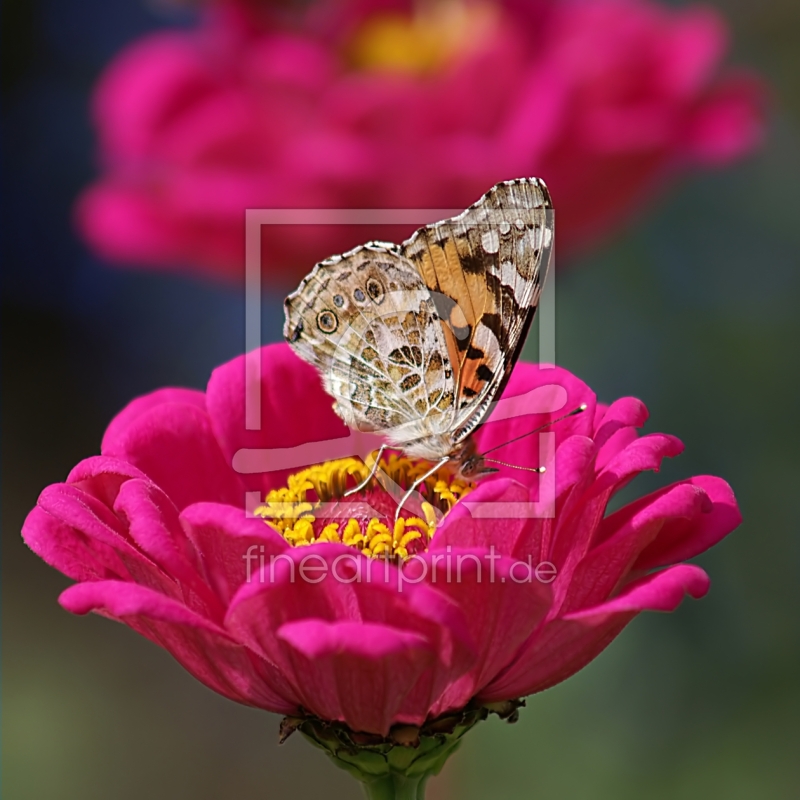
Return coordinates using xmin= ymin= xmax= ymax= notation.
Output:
xmin=290 ymin=703 xmax=521 ymax=798
xmin=362 ymin=772 xmax=428 ymax=800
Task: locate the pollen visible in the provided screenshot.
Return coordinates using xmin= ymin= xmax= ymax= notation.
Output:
xmin=253 ymin=454 xmax=474 ymax=560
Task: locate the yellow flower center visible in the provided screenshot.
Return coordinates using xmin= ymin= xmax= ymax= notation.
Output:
xmin=254 ymin=454 xmax=475 ymax=560
xmin=346 ymin=0 xmax=499 ymax=76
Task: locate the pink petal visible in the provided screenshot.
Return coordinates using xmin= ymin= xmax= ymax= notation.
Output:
xmin=60 ymin=580 xmax=297 ymax=713
xmin=499 ymin=61 xmax=568 ymax=162
xmin=476 ymin=364 xmax=597 ymax=471
xmin=595 ymin=425 xmax=640 ymax=472
xmin=113 ymin=479 xmax=225 ymax=619
xmin=66 ymin=455 xmax=149 ymax=508
xmin=205 ymin=344 xmax=349 ymax=495
xmin=565 ymin=563 xmax=710 ymax=621
xmin=633 ymin=476 xmax=741 ymax=570
xmin=276 ymin=619 xmax=433 ymax=734
xmin=22 ymin=505 xmax=129 ymax=583
xmin=433 ymin=478 xmax=546 ymax=563
xmin=102 ymin=395 xmax=244 ymax=510
xmin=595 ymin=433 xmax=685 ymax=493
xmin=74 ymin=182 xmax=198 ymax=270
xmin=683 ymin=71 xmax=768 ymax=164
xmin=592 ymin=396 xmax=648 ymax=446
xmin=478 ymin=613 xmax=630 ymax=702
xmin=180 ymin=502 xmax=288 ymax=606
xmin=32 ymin=482 xmax=207 ymax=607
xmin=560 ymin=482 xmax=714 ymax=615
xmin=279 ymin=619 xmax=429 ymax=661
xmin=552 ymin=435 xmax=597 ymax=507
xmin=659 ymin=7 xmax=728 ymax=96
xmin=102 ymin=388 xmax=207 ymax=448
xmin=28 ymin=483 xmax=151 ymax=581
xmin=408 ymin=548 xmax=552 ymax=713
xmin=225 ymin=544 xmax=474 ymax=727
xmin=481 ymin=564 xmax=709 ymax=700
xmin=548 ymin=433 xmax=684 ymax=593
xmin=92 ymin=32 xmax=215 ymax=159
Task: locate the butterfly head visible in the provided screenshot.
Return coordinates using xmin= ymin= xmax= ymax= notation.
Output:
xmin=453 ymin=438 xmax=499 ymax=481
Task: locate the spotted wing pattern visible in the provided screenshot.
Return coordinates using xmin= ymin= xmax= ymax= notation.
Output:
xmin=284 ymin=243 xmax=457 ymax=442
xmin=402 ymin=178 xmax=553 ymax=443
xmin=283 ymin=177 xmax=553 ymax=457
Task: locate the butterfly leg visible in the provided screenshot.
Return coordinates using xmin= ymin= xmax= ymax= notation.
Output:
xmin=344 ymin=444 xmax=388 ymax=497
xmin=394 ymin=457 xmax=450 ymax=522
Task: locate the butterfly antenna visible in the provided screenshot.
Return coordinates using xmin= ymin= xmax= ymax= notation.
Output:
xmin=485 ymin=459 xmax=546 ymax=473
xmin=482 ymin=403 xmax=588 ymax=456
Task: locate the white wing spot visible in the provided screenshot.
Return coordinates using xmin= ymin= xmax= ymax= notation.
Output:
xmin=499 ymin=221 xmax=511 ymax=235
xmin=481 ymin=229 xmax=500 ymax=254
xmin=501 ymin=260 xmax=529 ymax=305
xmin=514 ymin=219 xmax=525 ymax=230
xmin=526 ymin=228 xmax=542 ymax=248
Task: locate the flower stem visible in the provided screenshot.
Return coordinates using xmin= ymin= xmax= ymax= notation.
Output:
xmin=362 ymin=772 xmax=428 ymax=800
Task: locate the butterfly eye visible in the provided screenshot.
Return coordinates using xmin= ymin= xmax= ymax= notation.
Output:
xmin=316 ymin=310 xmax=339 ymax=334
xmin=366 ymin=278 xmax=385 ymax=304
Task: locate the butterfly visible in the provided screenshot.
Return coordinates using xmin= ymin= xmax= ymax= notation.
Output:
xmin=284 ymin=177 xmax=554 ymax=507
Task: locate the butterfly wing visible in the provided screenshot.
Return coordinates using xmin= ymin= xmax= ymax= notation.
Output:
xmin=401 ymin=177 xmax=553 ymax=443
xmin=283 ymin=243 xmax=457 ymax=442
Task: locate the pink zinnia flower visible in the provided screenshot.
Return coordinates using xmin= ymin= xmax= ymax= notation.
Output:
xmin=23 ymin=344 xmax=741 ymax=747
xmin=75 ymin=0 xmax=765 ymax=282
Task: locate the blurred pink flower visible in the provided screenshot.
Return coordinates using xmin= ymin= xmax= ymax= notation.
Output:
xmin=23 ymin=344 xmax=741 ymax=734
xmin=75 ymin=0 xmax=765 ymax=283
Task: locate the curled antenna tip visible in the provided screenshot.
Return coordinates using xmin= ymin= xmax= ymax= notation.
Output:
xmin=565 ymin=404 xmax=588 ymax=418
xmin=538 ymin=466 xmax=547 ymax=473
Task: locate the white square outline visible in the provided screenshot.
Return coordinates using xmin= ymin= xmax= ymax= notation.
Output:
xmin=240 ymin=207 xmax=558 ymax=518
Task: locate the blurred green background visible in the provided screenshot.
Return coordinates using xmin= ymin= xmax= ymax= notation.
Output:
xmin=3 ymin=1 xmax=799 ymax=798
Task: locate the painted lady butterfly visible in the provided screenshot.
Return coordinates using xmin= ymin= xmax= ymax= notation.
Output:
xmin=284 ymin=177 xmax=553 ymax=498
